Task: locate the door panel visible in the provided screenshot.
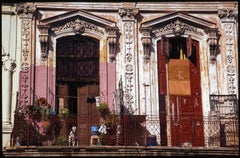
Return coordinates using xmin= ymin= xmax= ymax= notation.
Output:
xmin=158 ymin=38 xmax=204 ymax=147
xmin=77 ymin=84 xmax=99 ymax=145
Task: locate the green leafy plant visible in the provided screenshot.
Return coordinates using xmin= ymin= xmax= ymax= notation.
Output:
xmin=96 ymin=103 xmax=110 ymax=118
xmin=59 ymin=107 xmax=70 ymax=117
xmin=51 ymin=136 xmax=68 ymax=146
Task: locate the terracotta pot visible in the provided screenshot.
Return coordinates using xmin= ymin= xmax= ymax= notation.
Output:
xmin=42 ymin=120 xmax=51 ymax=132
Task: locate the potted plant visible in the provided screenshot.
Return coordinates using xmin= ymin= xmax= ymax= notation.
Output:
xmin=51 ymin=136 xmax=68 ymax=146
xmin=59 ymin=107 xmax=70 ymax=117
xmin=96 ymin=103 xmax=117 ymax=145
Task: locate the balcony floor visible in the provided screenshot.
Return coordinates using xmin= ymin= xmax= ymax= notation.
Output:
xmin=3 ymin=145 xmax=239 ymax=157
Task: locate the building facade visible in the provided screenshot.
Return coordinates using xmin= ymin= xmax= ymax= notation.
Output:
xmin=2 ymin=2 xmax=238 ymax=148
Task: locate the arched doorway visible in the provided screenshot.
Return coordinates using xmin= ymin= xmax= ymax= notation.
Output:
xmin=158 ymin=36 xmax=204 ymax=146
xmin=56 ymin=35 xmax=100 ymax=145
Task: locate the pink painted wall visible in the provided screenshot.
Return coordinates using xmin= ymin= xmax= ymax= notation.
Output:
xmin=107 ymin=62 xmax=116 ymax=112
xmin=33 ymin=61 xmax=115 ymax=111
xmin=35 ymin=65 xmax=48 ymax=99
xmin=34 ymin=65 xmax=56 ymax=109
xmin=99 ymin=61 xmax=116 ymax=112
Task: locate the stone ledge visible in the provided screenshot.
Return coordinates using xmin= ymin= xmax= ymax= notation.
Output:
xmin=3 ymin=146 xmax=239 ymax=157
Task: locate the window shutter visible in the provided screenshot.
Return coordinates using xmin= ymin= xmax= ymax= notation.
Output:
xmin=187 ymin=35 xmax=192 ymax=58
xmin=161 ymin=35 xmax=169 ymax=57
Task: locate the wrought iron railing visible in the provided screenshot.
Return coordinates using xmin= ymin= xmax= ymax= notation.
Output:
xmin=11 ymin=95 xmax=238 ymax=148
xmin=11 ymin=114 xmax=238 ymax=148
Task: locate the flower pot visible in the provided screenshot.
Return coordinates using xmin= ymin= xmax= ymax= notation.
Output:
xmin=42 ymin=120 xmax=51 ymax=132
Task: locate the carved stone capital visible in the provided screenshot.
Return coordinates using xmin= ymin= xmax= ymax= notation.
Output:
xmin=118 ymin=8 xmax=139 ymax=20
xmin=218 ymin=8 xmax=238 ymax=22
xmin=106 ymin=27 xmax=118 ymax=62
xmin=3 ymin=58 xmax=16 ymax=73
xmin=15 ymin=3 xmax=36 ymax=19
xmin=38 ymin=25 xmax=50 ymax=60
xmin=206 ymin=28 xmax=219 ymax=62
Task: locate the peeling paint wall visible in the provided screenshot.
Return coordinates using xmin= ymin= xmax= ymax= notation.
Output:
xmin=2 ymin=2 xmax=238 ymax=148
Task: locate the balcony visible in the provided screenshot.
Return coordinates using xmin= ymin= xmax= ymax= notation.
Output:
xmin=6 ymin=95 xmax=238 ymax=156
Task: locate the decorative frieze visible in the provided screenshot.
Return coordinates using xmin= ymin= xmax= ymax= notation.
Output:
xmin=152 ymin=20 xmax=204 ymax=37
xmin=51 ymin=18 xmax=104 ymax=36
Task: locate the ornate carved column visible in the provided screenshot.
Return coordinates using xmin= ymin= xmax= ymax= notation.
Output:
xmin=15 ymin=3 xmax=36 ymax=106
xmin=2 ymin=55 xmax=16 ymax=126
xmin=118 ymin=7 xmax=139 ymax=114
xmin=218 ymin=7 xmax=238 ymax=95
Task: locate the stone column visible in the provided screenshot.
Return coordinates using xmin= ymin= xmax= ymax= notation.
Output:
xmin=118 ymin=6 xmax=139 ymax=114
xmin=218 ymin=7 xmax=238 ymax=96
xmin=2 ymin=56 xmax=16 ymax=126
xmin=15 ymin=3 xmax=36 ymax=106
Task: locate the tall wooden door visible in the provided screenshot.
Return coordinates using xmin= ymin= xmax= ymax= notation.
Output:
xmin=77 ymin=84 xmax=99 ymax=145
xmin=56 ymin=35 xmax=100 ymax=145
xmin=158 ymin=37 xmax=204 ymax=146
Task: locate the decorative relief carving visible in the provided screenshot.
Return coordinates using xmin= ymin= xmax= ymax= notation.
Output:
xmin=3 ymin=58 xmax=16 ymax=72
xmin=73 ymin=18 xmax=85 ymax=35
xmin=38 ymin=25 xmax=49 ymax=61
xmin=140 ymin=27 xmax=152 ymax=63
xmin=106 ymin=27 xmax=118 ymax=62
xmin=218 ymin=8 xmax=237 ymax=95
xmin=218 ymin=8 xmax=238 ymax=21
xmin=15 ymin=3 xmax=35 ymax=106
xmin=15 ymin=3 xmax=36 ymax=18
xmin=51 ymin=18 xmax=104 ymax=35
xmin=152 ymin=20 xmax=204 ymax=36
xmin=206 ymin=28 xmax=220 ymax=62
xmin=123 ymin=21 xmax=135 ymax=113
xmin=20 ymin=73 xmax=29 ymax=105
xmin=118 ymin=8 xmax=139 ymax=20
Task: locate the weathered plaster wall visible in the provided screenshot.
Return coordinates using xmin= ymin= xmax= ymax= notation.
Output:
xmin=2 ymin=2 xmax=238 ymax=148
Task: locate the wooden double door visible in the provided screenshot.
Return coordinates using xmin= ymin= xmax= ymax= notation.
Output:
xmin=158 ymin=36 xmax=204 ymax=146
xmin=56 ymin=35 xmax=100 ymax=145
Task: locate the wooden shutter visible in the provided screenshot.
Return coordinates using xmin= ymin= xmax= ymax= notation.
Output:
xmin=161 ymin=35 xmax=169 ymax=57
xmin=187 ymin=35 xmax=192 ymax=58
